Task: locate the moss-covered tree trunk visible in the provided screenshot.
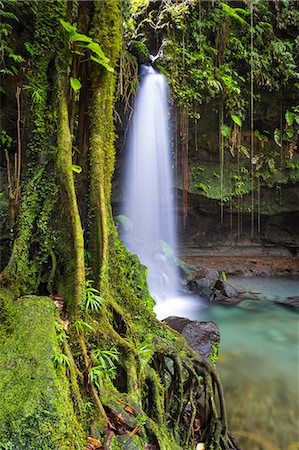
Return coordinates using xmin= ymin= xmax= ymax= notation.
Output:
xmin=88 ymin=0 xmax=120 ymax=288
xmin=0 ymin=1 xmax=237 ymax=449
xmin=56 ymin=75 xmax=85 ymax=315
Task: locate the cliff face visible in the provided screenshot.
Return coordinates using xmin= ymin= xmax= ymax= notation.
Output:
xmin=111 ymin=1 xmax=299 ymax=255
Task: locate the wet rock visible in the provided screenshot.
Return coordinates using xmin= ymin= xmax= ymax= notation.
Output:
xmin=222 ymin=281 xmax=238 ymax=298
xmin=163 ymin=316 xmax=220 ymax=362
xmin=187 ymin=269 xmax=237 ymax=303
xmin=275 ymin=296 xmax=299 ymax=312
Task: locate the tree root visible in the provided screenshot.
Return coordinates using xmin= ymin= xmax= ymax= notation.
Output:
xmin=63 ymin=292 xmax=239 ymax=449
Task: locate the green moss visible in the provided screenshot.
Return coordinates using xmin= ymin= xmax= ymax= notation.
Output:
xmin=110 ymin=434 xmax=144 ymax=449
xmin=88 ymin=0 xmax=121 ymax=281
xmin=130 ymin=40 xmax=149 ymax=64
xmin=0 ymin=291 xmax=85 ymax=449
xmin=208 ymin=340 xmax=220 ymax=366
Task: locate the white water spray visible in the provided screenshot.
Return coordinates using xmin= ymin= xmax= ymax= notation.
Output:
xmin=122 ymin=66 xmax=202 ymax=318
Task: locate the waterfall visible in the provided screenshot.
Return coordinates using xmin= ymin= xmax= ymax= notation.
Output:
xmin=122 ymin=66 xmax=179 ymax=304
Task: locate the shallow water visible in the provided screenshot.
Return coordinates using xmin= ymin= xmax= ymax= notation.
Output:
xmin=158 ymin=276 xmax=299 ymax=450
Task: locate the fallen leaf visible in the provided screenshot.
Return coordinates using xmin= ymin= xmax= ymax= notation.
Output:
xmin=124 ymin=405 xmax=137 ymax=416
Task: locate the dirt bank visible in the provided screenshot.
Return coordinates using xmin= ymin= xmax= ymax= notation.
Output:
xmin=180 ymin=246 xmax=299 ymax=276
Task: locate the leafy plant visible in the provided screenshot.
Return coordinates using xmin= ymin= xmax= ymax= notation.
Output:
xmin=83 ymin=401 xmax=93 ymax=412
xmin=82 ymin=279 xmax=104 ymax=312
xmin=71 ymin=164 xmax=82 ymax=174
xmin=231 ymin=115 xmax=242 ymax=127
xmin=0 ymin=2 xmax=24 ymax=81
xmin=220 ymin=124 xmax=231 ymax=138
xmin=54 ymin=321 xmax=66 ymax=344
xmin=1 ymin=130 xmax=12 ymax=148
xmin=52 ymin=352 xmax=70 ymax=369
xmin=73 ymin=319 xmax=94 ymax=334
xmin=135 ymin=337 xmax=153 ymax=368
xmin=90 ymin=347 xmax=119 ymax=385
xmin=23 ymin=85 xmax=44 ymax=106
xmin=70 ymin=77 xmax=82 ymax=92
xmin=59 ymin=19 xmax=114 ymax=72
xmin=220 ymin=271 xmax=227 ymax=282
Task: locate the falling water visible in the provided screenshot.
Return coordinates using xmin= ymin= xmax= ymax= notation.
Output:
xmin=122 ymin=66 xmax=179 ymax=304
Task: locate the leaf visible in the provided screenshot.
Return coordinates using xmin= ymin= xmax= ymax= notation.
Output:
xmin=220 ymin=123 xmax=231 ymax=138
xmin=239 ymin=145 xmax=250 ymax=158
xmin=72 ymin=32 xmax=92 ymax=43
xmin=59 ymin=19 xmax=77 ymax=36
xmin=74 ymin=319 xmax=94 ymax=334
xmin=285 ymin=128 xmax=294 ymax=139
xmin=70 ymin=77 xmax=82 ymax=92
xmin=229 ymin=147 xmax=235 ymax=157
xmin=81 ymin=41 xmax=109 ymax=62
xmin=90 ymin=55 xmax=114 ymax=73
xmin=9 ymin=53 xmax=24 ymax=63
xmin=285 ymin=111 xmax=295 ymax=126
xmin=0 ymin=10 xmax=18 ymax=21
xmin=231 ymin=115 xmax=242 ymax=127
xmin=274 ymin=129 xmax=282 ymax=147
xmin=268 ymin=158 xmax=275 ymax=171
xmin=124 ymin=405 xmax=137 ymax=416
xmin=24 ymin=41 xmax=34 ymax=55
xmin=220 ymin=271 xmax=227 ymax=282
xmin=72 ymin=164 xmax=82 ymax=173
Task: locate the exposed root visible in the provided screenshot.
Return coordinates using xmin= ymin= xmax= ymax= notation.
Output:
xmin=77 ymin=333 xmax=110 ymax=428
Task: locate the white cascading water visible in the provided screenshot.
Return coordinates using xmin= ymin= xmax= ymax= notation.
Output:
xmin=122 ymin=66 xmax=201 ymax=318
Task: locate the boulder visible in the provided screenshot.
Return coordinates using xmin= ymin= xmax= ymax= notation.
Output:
xmin=275 ymin=296 xmax=299 ymax=312
xmin=187 ymin=266 xmax=237 ymax=303
xmin=164 ymin=316 xmax=220 ymax=363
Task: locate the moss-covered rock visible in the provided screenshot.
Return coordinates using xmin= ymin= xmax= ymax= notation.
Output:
xmin=130 ymin=40 xmax=149 ymax=64
xmin=0 ymin=291 xmax=85 ymax=449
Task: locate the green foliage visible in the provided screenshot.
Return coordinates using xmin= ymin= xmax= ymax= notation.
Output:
xmin=90 ymin=347 xmax=120 ymax=385
xmin=220 ymin=123 xmax=231 ymax=138
xmin=219 ymin=2 xmax=249 ymax=26
xmin=82 ymin=278 xmax=104 ymax=312
xmin=113 ymin=239 xmax=154 ymax=309
xmin=231 ymin=115 xmax=242 ymax=127
xmin=220 ymin=271 xmax=227 ymax=282
xmin=52 ymin=351 xmax=70 ymax=369
xmin=135 ymin=337 xmax=153 ymax=368
xmin=208 ymin=340 xmax=219 ymax=365
xmin=274 ymin=107 xmax=299 ymax=158
xmin=71 ymin=163 xmax=82 ymax=173
xmin=70 ymin=77 xmax=82 ymax=92
xmin=1 ymin=130 xmax=12 ymax=148
xmin=73 ymin=319 xmax=94 ymax=334
xmin=130 ymin=40 xmax=149 ymax=64
xmin=0 ymin=1 xmax=24 ymax=81
xmin=23 ymin=84 xmax=44 ymax=106
xmin=59 ymin=19 xmax=114 ymax=72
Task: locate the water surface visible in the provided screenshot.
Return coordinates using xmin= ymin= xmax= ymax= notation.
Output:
xmin=200 ymin=276 xmax=299 ymax=450
xmin=157 ymin=276 xmax=299 ymax=450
